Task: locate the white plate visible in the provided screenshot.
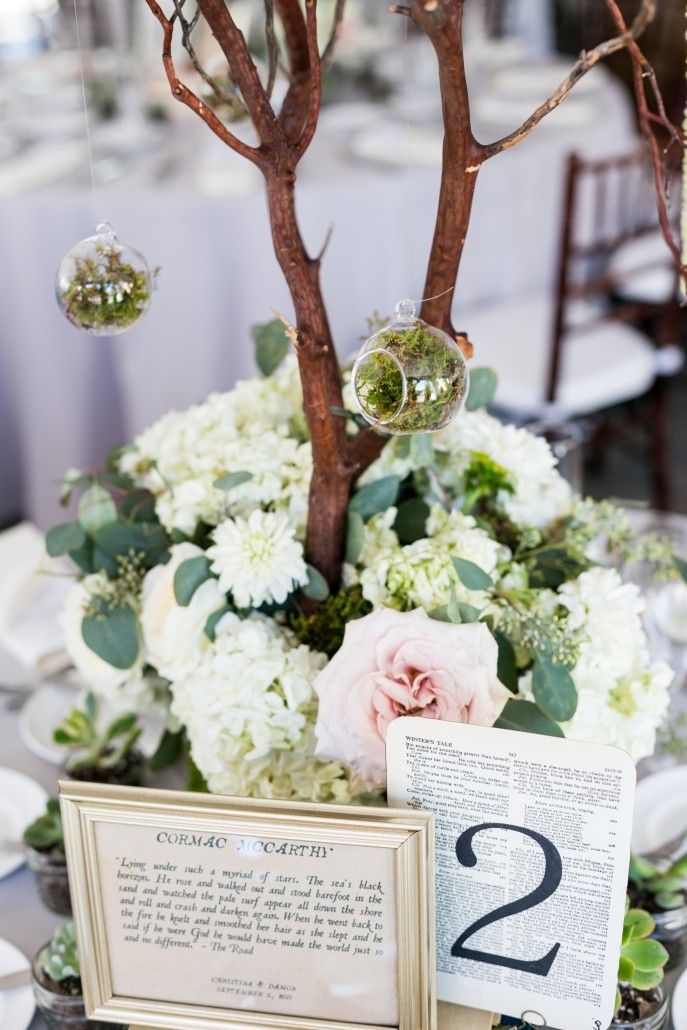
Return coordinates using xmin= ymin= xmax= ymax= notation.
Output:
xmin=0 ymin=938 xmax=34 ymax=1030
xmin=18 ymin=681 xmax=78 ymax=765
xmin=632 ymin=765 xmax=687 ymax=854
xmin=674 ymin=968 xmax=687 ymax=1029
xmin=0 ymin=769 xmax=47 ymax=879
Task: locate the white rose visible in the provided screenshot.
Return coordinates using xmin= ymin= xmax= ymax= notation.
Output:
xmin=141 ymin=543 xmax=226 ymax=680
xmin=60 ymin=574 xmax=143 ymax=693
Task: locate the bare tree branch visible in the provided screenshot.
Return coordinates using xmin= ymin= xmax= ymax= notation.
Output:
xmin=143 ymin=0 xmax=263 ymax=166
xmin=321 ymin=0 xmax=347 ymax=68
xmin=294 ymin=0 xmax=323 ymax=159
xmin=263 ymin=0 xmax=279 ymax=100
xmin=602 ymin=0 xmax=685 ymax=278
xmin=171 ymin=0 xmax=246 ymax=117
xmin=481 ymin=0 xmax=657 ymax=158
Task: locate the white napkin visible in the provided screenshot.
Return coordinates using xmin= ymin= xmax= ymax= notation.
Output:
xmin=0 ymin=522 xmax=72 ymax=677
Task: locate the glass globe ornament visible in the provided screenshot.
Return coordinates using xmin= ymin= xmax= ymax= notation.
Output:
xmin=56 ymin=222 xmax=153 ymax=335
xmin=352 ymin=300 xmax=470 ymax=435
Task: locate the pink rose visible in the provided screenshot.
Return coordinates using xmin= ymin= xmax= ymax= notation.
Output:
xmin=314 ymin=608 xmax=509 ymax=791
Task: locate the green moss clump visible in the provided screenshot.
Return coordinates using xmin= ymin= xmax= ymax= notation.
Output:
xmin=289 ymin=585 xmax=373 ymax=657
xmin=58 ymin=243 xmax=150 ymax=331
xmin=354 ymin=322 xmax=467 ymax=434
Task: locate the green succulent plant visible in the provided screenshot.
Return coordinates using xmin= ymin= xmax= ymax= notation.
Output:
xmin=616 ymin=901 xmax=669 ymax=1012
xmin=39 ymin=922 xmax=80 ymax=985
xmin=24 ymin=799 xmax=65 ymax=856
xmin=53 ymin=692 xmax=142 ymax=775
xmin=629 ymin=853 xmax=687 ymax=911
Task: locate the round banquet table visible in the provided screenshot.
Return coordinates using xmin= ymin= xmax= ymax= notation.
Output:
xmin=0 ymin=56 xmax=637 ymax=530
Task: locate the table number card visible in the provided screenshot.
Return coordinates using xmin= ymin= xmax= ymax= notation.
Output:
xmin=386 ymin=719 xmax=636 ymax=1030
xmin=59 ymin=782 xmax=436 ymax=1030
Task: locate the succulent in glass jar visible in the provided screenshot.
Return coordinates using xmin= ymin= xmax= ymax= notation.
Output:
xmin=612 ymin=901 xmax=669 ymax=1026
xmin=24 ymin=799 xmax=71 ymax=915
xmin=56 ymin=222 xmax=153 ymax=335
xmin=352 ymin=300 xmax=469 ymax=435
xmin=53 ymin=691 xmax=145 ymax=785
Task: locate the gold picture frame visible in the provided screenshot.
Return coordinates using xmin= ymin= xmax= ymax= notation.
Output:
xmin=59 ymin=782 xmax=436 ymax=1030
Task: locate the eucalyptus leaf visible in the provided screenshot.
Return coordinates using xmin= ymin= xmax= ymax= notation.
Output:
xmin=345 ymin=512 xmax=365 ymax=565
xmin=95 ymin=522 xmax=169 ymax=566
xmin=409 ymin=434 xmax=434 ymax=467
xmin=251 ymin=319 xmax=290 ymax=376
xmin=82 ymin=604 xmax=139 ymax=670
xmin=78 ymin=484 xmax=117 ymax=536
xmin=495 ymin=632 xmax=519 ymax=693
xmin=447 ymin=587 xmax=462 ymax=624
xmin=303 ymin=564 xmax=330 ymax=601
xmin=452 ymin=557 xmax=493 ymax=591
xmin=214 ymin=471 xmax=253 ymax=492
xmin=204 ymin=605 xmax=233 ymax=641
xmin=465 ymin=367 xmax=498 ymax=411
xmin=174 ymin=556 xmax=212 ymax=606
xmin=676 ymin=557 xmax=687 ymax=583
xmin=46 ymin=521 xmax=86 ymax=558
xmin=348 ymin=475 xmax=401 ymax=521
xmin=494 ymin=699 xmax=564 ymax=738
xmin=532 ymin=655 xmax=577 ymax=722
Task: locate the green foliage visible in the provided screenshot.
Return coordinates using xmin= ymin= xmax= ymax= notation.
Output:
xmin=629 ymin=853 xmax=687 ymax=911
xmin=494 ymin=699 xmax=565 ymax=738
xmin=187 ymin=754 xmax=210 ymax=793
xmin=213 ymin=470 xmax=253 ymax=492
xmin=82 ymin=600 xmax=140 ymax=669
xmin=204 ymin=604 xmax=234 ymax=641
xmin=452 ymin=557 xmax=493 ymax=592
xmin=252 ymin=319 xmax=290 ymax=376
xmin=348 ymin=475 xmax=401 ymax=520
xmin=46 ymin=521 xmax=86 ymax=558
xmin=149 ymin=729 xmax=184 ymax=772
xmin=394 ymin=498 xmax=430 ymax=544
xmin=24 ymin=799 xmax=65 ymax=855
xmin=78 ymin=483 xmax=117 ymax=536
xmin=345 ymin=512 xmax=365 ymax=564
xmin=39 ymin=922 xmax=81 ymax=984
xmin=616 ymin=901 xmax=669 ymax=1010
xmin=353 ymin=323 xmax=467 ymax=433
xmin=495 ymin=632 xmax=518 ymax=693
xmin=289 ymin=585 xmax=373 ymax=657
xmin=53 ymin=692 xmax=142 ymax=776
xmin=174 ymin=556 xmax=213 ymax=606
xmin=465 ymin=367 xmax=498 ymax=411
xmin=676 ymin=556 xmax=687 ymax=583
xmin=462 ymin=452 xmax=513 ymax=514
xmin=303 ymin=564 xmax=330 ymax=601
xmin=531 ymin=655 xmax=577 ymax=722
xmin=59 ymin=243 xmax=150 ymax=332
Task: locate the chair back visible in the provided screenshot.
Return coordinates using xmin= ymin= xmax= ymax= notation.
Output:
xmin=547 ymin=148 xmax=679 ymax=403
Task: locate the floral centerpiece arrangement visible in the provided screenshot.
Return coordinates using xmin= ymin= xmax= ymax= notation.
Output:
xmin=49 ymin=344 xmax=678 ymax=801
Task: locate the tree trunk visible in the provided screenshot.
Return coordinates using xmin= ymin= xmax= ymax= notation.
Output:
xmin=264 ymin=171 xmax=354 ymax=589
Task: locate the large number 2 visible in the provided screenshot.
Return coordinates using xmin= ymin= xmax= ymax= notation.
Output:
xmin=451 ymin=822 xmax=563 ymax=977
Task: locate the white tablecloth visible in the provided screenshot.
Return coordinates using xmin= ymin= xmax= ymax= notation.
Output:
xmin=0 ymin=62 xmax=636 ymax=528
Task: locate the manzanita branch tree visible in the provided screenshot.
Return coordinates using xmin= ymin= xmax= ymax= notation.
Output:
xmin=142 ymin=0 xmax=684 ymax=591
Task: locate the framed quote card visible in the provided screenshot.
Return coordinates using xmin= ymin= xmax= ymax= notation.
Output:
xmin=59 ymin=782 xmax=436 ymax=1030
xmin=386 ymin=719 xmax=636 ymax=1030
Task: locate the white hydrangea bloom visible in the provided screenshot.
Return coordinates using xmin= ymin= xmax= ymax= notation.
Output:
xmin=362 ymin=408 xmax=572 ymax=530
xmin=520 ymin=567 xmax=673 ymax=761
xmin=120 ymin=358 xmax=312 ymax=536
xmin=357 ymin=505 xmax=502 ymax=611
xmin=171 ymin=613 xmax=351 ymax=802
xmin=207 ymin=510 xmax=308 ymax=608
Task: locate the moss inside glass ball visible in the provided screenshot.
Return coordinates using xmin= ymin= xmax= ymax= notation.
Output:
xmin=58 ymin=243 xmax=151 ymax=333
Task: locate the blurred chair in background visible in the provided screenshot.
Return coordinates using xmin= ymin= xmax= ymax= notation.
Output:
xmin=463 ymin=147 xmax=683 ymax=510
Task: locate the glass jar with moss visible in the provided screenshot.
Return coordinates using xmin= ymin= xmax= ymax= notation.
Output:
xmin=32 ymin=923 xmax=126 ymax=1030
xmin=352 ymin=300 xmax=469 ymax=435
xmin=56 ymin=222 xmax=152 ymax=335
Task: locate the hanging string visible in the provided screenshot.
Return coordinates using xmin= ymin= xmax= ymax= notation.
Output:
xmin=72 ymin=0 xmax=99 ymax=228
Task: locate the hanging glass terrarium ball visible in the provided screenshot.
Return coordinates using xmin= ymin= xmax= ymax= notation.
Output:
xmin=56 ymin=222 xmax=153 ymax=335
xmin=352 ymin=299 xmax=470 ymax=435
